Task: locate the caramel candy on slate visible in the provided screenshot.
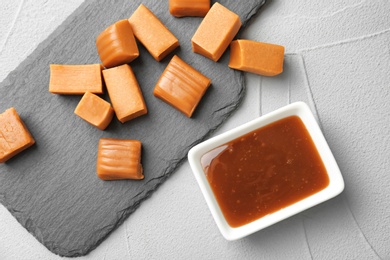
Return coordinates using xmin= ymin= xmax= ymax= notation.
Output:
xmin=229 ymin=40 xmax=285 ymax=76
xmin=191 ymin=2 xmax=241 ymax=62
xmin=96 ymin=19 xmax=139 ymax=68
xmin=169 ymin=0 xmax=210 ymax=17
xmin=128 ymin=4 xmax=179 ymax=61
xmin=97 ymin=138 xmax=144 ymax=180
xmin=74 ymin=92 xmax=114 ymax=130
xmin=102 ymin=64 xmax=147 ymax=123
xmin=49 ymin=64 xmax=103 ymax=95
xmin=0 ymin=108 xmax=35 ymax=163
xmin=154 ymin=55 xmax=211 ymax=117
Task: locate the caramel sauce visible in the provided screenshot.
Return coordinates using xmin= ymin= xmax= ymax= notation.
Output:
xmin=201 ymin=116 xmax=329 ymax=228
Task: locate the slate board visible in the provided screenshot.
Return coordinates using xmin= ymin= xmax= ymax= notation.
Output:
xmin=0 ymin=0 xmax=266 ymax=257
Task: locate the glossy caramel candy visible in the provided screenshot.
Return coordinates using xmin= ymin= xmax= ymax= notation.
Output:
xmin=128 ymin=4 xmax=179 ymax=61
xmin=154 ymin=55 xmax=211 ymax=117
xmin=0 ymin=108 xmax=35 ymax=163
xmin=191 ymin=2 xmax=241 ymax=61
xmin=96 ymin=20 xmax=139 ymax=68
xmin=102 ymin=64 xmax=147 ymax=123
xmin=74 ymin=92 xmax=114 ymax=130
xmin=229 ymin=40 xmax=285 ymax=76
xmin=169 ymin=0 xmax=210 ymax=17
xmin=97 ymin=138 xmax=144 ymax=180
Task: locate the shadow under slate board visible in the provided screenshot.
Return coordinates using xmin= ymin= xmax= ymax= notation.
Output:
xmin=0 ymin=0 xmax=266 ymax=257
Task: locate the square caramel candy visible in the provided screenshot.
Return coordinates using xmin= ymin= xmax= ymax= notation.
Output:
xmin=169 ymin=0 xmax=210 ymax=17
xmin=96 ymin=20 xmax=139 ymax=68
xmin=49 ymin=64 xmax=103 ymax=95
xmin=74 ymin=92 xmax=114 ymax=130
xmin=153 ymin=55 xmax=211 ymax=117
xmin=191 ymin=2 xmax=241 ymax=61
xmin=97 ymin=138 xmax=144 ymax=180
xmin=229 ymin=40 xmax=285 ymax=76
xmin=0 ymin=108 xmax=35 ymax=163
xmin=129 ymin=4 xmax=179 ymax=61
xmin=102 ymin=64 xmax=147 ymax=123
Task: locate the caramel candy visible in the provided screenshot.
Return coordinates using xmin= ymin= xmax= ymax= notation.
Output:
xmin=97 ymin=138 xmax=144 ymax=180
xmin=74 ymin=92 xmax=114 ymax=130
xmin=96 ymin=20 xmax=139 ymax=68
xmin=128 ymin=4 xmax=179 ymax=61
xmin=49 ymin=64 xmax=103 ymax=95
xmin=229 ymin=40 xmax=285 ymax=76
xmin=102 ymin=64 xmax=147 ymax=123
xmin=154 ymin=55 xmax=211 ymax=117
xmin=169 ymin=0 xmax=210 ymax=17
xmin=0 ymin=108 xmax=35 ymax=163
xmin=191 ymin=3 xmax=241 ymax=62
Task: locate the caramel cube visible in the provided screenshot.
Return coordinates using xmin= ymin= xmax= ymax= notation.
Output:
xmin=0 ymin=108 xmax=35 ymax=163
xmin=169 ymin=0 xmax=210 ymax=17
xmin=102 ymin=64 xmax=147 ymax=123
xmin=229 ymin=40 xmax=285 ymax=76
xmin=97 ymin=138 xmax=144 ymax=180
xmin=191 ymin=3 xmax=241 ymax=61
xmin=128 ymin=4 xmax=179 ymax=61
xmin=49 ymin=64 xmax=103 ymax=95
xmin=74 ymin=92 xmax=114 ymax=130
xmin=96 ymin=20 xmax=139 ymax=68
xmin=154 ymin=55 xmax=211 ymax=117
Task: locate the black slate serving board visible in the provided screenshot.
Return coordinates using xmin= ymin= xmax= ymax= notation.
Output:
xmin=0 ymin=0 xmax=266 ymax=257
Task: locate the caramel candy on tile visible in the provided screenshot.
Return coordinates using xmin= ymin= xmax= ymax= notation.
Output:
xmin=191 ymin=2 xmax=241 ymax=61
xmin=169 ymin=0 xmax=210 ymax=17
xmin=0 ymin=108 xmax=35 ymax=163
xmin=154 ymin=55 xmax=211 ymax=117
xmin=49 ymin=64 xmax=103 ymax=94
xmin=102 ymin=64 xmax=147 ymax=123
xmin=96 ymin=20 xmax=139 ymax=68
xmin=74 ymin=92 xmax=114 ymax=130
xmin=97 ymin=138 xmax=144 ymax=180
xmin=229 ymin=40 xmax=285 ymax=76
xmin=128 ymin=4 xmax=179 ymax=61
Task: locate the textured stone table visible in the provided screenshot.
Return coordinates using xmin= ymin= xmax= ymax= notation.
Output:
xmin=1 ymin=0 xmax=389 ymax=259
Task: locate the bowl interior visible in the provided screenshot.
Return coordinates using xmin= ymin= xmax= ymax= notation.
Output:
xmin=188 ymin=102 xmax=344 ymax=240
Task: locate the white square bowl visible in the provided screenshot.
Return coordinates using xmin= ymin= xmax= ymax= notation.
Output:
xmin=188 ymin=101 xmax=344 ymax=240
